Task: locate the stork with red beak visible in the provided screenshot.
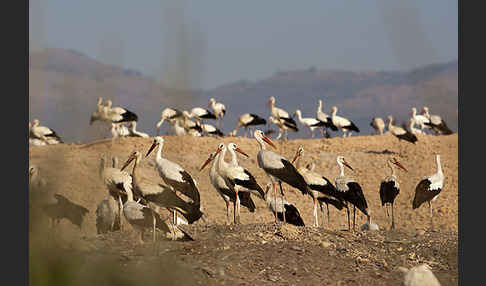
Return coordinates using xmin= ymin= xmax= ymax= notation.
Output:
xmin=380 ymin=157 xmax=408 ymax=230
xmin=253 ymin=129 xmax=309 ymax=223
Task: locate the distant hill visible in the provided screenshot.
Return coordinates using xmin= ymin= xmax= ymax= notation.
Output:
xmin=29 ymin=48 xmax=457 ymax=142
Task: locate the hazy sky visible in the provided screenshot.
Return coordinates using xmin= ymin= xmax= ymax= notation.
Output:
xmin=29 ymin=0 xmax=457 ymax=90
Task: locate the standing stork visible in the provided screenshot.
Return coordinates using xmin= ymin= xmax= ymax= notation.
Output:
xmin=211 ymin=143 xmax=265 ymax=224
xmin=379 ymin=157 xmax=408 ymax=230
xmin=199 ymin=122 xmax=224 ymax=137
xmin=334 ymin=156 xmax=370 ymax=231
xmin=406 ymin=118 xmax=425 ymax=136
xmin=330 ymin=106 xmax=360 ymax=137
xmin=292 ymin=146 xmax=344 ymax=227
xmin=121 ymin=151 xmax=204 ymax=225
xmin=387 ymin=115 xmax=418 ymax=144
xmin=294 ymin=109 xmax=327 ymax=138
xmin=253 ymin=130 xmax=309 ymax=223
xmin=127 ymin=122 xmax=149 ymax=138
xmin=145 ymin=137 xmax=201 ymax=225
xmin=30 ymin=119 xmax=63 ymax=144
xmin=268 ymin=115 xmax=298 ymax=141
xmin=208 ymin=98 xmax=226 ymax=128
xmin=103 ymin=99 xmax=139 ymax=124
xmin=264 ymin=183 xmax=305 ymax=226
xmin=412 ymin=154 xmax=444 ymax=231
xmin=156 ymin=108 xmax=183 ymax=135
xmin=99 ymin=154 xmax=133 ymax=231
xmin=421 ymin=107 xmax=454 ymax=135
xmin=370 ymin=117 xmax=385 ymax=135
xmin=200 ymin=151 xmax=256 ymax=224
xmin=410 ymin=107 xmax=431 ymax=133
xmin=187 ymin=106 xmax=217 ymax=122
xmin=268 ymin=96 xmax=298 ymax=131
xmin=229 ymin=113 xmax=267 ymax=137
xmin=316 ymin=99 xmax=339 ymax=137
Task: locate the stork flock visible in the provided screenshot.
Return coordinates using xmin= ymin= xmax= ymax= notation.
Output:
xmin=29 ymin=94 xmax=452 ymax=243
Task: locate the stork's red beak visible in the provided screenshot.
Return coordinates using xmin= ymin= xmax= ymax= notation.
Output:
xmin=121 ymin=153 xmax=136 ymax=171
xmin=343 ymin=159 xmax=354 ymax=171
xmin=157 ymin=126 xmax=161 ymax=136
xmin=262 ymin=135 xmax=276 ymax=149
xmin=235 ymin=147 xmax=249 ymax=158
xmin=393 ymin=160 xmax=408 ymax=172
xmin=291 ymin=151 xmax=300 ymax=164
xmin=200 ymin=155 xmax=213 ymax=171
xmin=145 ymin=142 xmax=157 ymax=158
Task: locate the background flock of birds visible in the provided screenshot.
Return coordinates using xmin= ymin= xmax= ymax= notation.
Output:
xmin=28 ymin=94 xmax=452 ymax=244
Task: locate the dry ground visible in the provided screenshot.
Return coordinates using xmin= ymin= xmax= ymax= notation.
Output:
xmin=29 ymin=133 xmax=458 ymax=285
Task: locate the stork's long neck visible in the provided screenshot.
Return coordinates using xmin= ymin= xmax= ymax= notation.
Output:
xmin=388 ymin=119 xmax=393 ymax=130
xmin=228 ymin=148 xmax=238 ymax=166
xmin=217 ymin=147 xmax=228 ymax=174
xmin=331 ymin=108 xmax=337 ymax=118
xmin=318 ymin=101 xmax=322 ymax=113
xmin=132 ymin=155 xmax=142 ymax=188
xmin=294 ymin=154 xmax=303 ymax=170
xmin=210 ymin=152 xmax=220 ymax=175
xmin=257 ymin=136 xmax=267 ymax=151
xmin=156 ymin=141 xmax=164 ymax=162
xmin=387 ymin=160 xmax=396 ymax=177
xmin=338 ymin=161 xmax=345 ymax=177
xmin=296 ymin=112 xmax=303 ymax=123
xmin=436 ymin=155 xmax=443 ymax=175
xmin=125 ymin=186 xmax=134 ymax=202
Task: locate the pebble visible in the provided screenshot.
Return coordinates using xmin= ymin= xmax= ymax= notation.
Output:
xmin=320 ymin=241 xmax=332 ymax=248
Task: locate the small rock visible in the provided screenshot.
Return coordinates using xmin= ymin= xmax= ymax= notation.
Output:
xmin=291 ymin=246 xmax=303 ymax=251
xmin=320 ymin=241 xmax=332 ymax=248
xmin=268 ymin=275 xmax=279 ymax=282
xmin=397 ymin=247 xmax=403 ymax=252
xmin=416 ymin=230 xmax=426 ymax=237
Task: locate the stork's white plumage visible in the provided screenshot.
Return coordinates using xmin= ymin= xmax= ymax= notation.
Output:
xmin=230 ymin=113 xmax=267 ymax=137
xmin=200 ymin=123 xmax=224 ymax=137
xmin=30 ymin=119 xmax=63 ymax=144
xmin=254 ymin=130 xmax=309 ymax=223
xmin=316 ymin=100 xmax=339 ymax=136
xmin=182 ymin=111 xmax=204 ymax=134
xmin=407 ymin=118 xmax=425 ymax=136
xmin=264 ymin=183 xmax=305 ymax=226
xmin=421 ymin=107 xmax=454 ymax=135
xmin=268 ymin=115 xmax=298 ymax=140
xmin=268 ymin=96 xmax=298 ymax=130
xmin=209 ymin=98 xmax=226 ymax=128
xmin=370 ymin=117 xmax=385 ymax=135
xmin=111 ymin=123 xmax=130 ymax=138
xmin=156 ymin=108 xmax=183 ymax=135
xmin=410 ymin=107 xmax=430 ymax=133
xmin=379 ymin=157 xmax=408 ymax=230
xmin=412 ymin=154 xmax=444 ymax=230
xmin=99 ymin=154 xmax=133 ymax=231
xmin=334 ymin=156 xmax=370 ymax=231
xmin=292 ymin=146 xmax=344 ymax=227
xmin=188 ymin=107 xmax=217 ymax=121
xmin=330 ymin=106 xmax=360 ymax=137
xmin=212 ymin=143 xmax=265 ymax=224
xmin=170 ymin=118 xmax=188 ymax=136
xmin=128 ymin=121 xmax=149 ymax=138
xmin=294 ymin=109 xmax=326 ymax=138
xmin=100 ymin=99 xmax=139 ymax=125
xmin=387 ymin=115 xmax=418 ymax=144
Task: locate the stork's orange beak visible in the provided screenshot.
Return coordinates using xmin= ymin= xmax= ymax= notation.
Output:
xmin=200 ymin=155 xmax=213 ymax=171
xmin=343 ymin=159 xmax=354 ymax=171
xmin=235 ymin=147 xmax=249 ymax=158
xmin=291 ymin=151 xmax=300 ymax=164
xmin=121 ymin=153 xmax=136 ymax=171
xmin=393 ymin=160 xmax=408 ymax=172
xmin=263 ymin=135 xmax=276 ymax=149
xmin=145 ymin=142 xmax=157 ymax=157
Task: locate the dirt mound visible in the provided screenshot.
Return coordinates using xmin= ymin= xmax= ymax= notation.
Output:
xmin=29 ymin=133 xmax=458 ymax=285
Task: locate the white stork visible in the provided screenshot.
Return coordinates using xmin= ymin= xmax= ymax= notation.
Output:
xmin=156 ymin=107 xmax=183 ymax=135
xmin=29 ymin=123 xmax=47 ymax=146
xmin=379 ymin=157 xmax=408 ymax=230
xmin=169 ymin=118 xmax=188 ymax=136
xmin=101 ymin=99 xmax=139 ymax=125
xmin=200 ymin=122 xmax=224 ymax=137
xmin=110 ymin=123 xmax=130 ymax=138
xmin=187 ymin=107 xmax=217 ymax=122
xmin=406 ymin=118 xmax=425 ymax=136
xmin=294 ymin=109 xmax=327 ymax=138
xmin=334 ymin=156 xmax=370 ymax=231
xmin=121 ymin=151 xmax=204 ymax=225
xmin=200 ymin=151 xmax=256 ymax=223
xmin=370 ymin=117 xmax=385 ymax=135
xmin=412 ymin=154 xmax=444 ymax=230
xmin=145 ymin=137 xmax=201 ymax=224
xmin=421 ymin=107 xmax=454 ymax=135
xmin=253 ymin=129 xmax=309 ymax=223
xmin=330 ymin=106 xmax=360 ymax=137
xmin=268 ymin=96 xmax=298 ymax=131
xmin=410 ymin=107 xmax=431 ymax=133
xmin=268 ymin=115 xmax=298 ymax=141
xmin=292 ymin=145 xmax=345 ymax=227
xmin=212 ymin=143 xmax=265 ymax=224
xmin=99 ymin=154 xmax=133 ymax=231
xmin=208 ymin=98 xmax=226 ymax=128
xmin=229 ymin=113 xmax=267 ymax=137
xmin=316 ymin=99 xmax=339 ymax=136
xmin=264 ymin=183 xmax=305 ymax=226
xmin=387 ymin=115 xmax=418 ymax=144
xmin=30 ymin=119 xmax=63 ymax=144
xmin=182 ymin=111 xmax=204 ymax=134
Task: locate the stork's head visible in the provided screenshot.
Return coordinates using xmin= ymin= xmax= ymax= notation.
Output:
xmin=292 ymin=145 xmax=304 ymax=164
xmin=208 ymin=98 xmax=215 ymax=108
xmin=121 ymin=151 xmax=141 ymax=171
xmin=389 ymin=157 xmax=407 ymax=172
xmin=97 ymin=97 xmax=103 ymax=106
xmin=387 ymin=115 xmax=393 ymax=123
xmin=146 ymin=136 xmax=164 ymax=157
xmin=105 ymin=99 xmax=113 ymax=107
xmin=337 ymin=156 xmax=353 ymax=171
xmin=331 ymin=106 xmax=338 ymax=113
xmin=268 ymin=96 xmax=275 ymax=105
xmin=228 ymin=142 xmax=249 ymax=158
xmin=294 ymin=109 xmax=301 ymax=117
xmin=254 ymin=129 xmax=276 ymax=149
xmin=32 ymin=119 xmax=40 ymax=126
